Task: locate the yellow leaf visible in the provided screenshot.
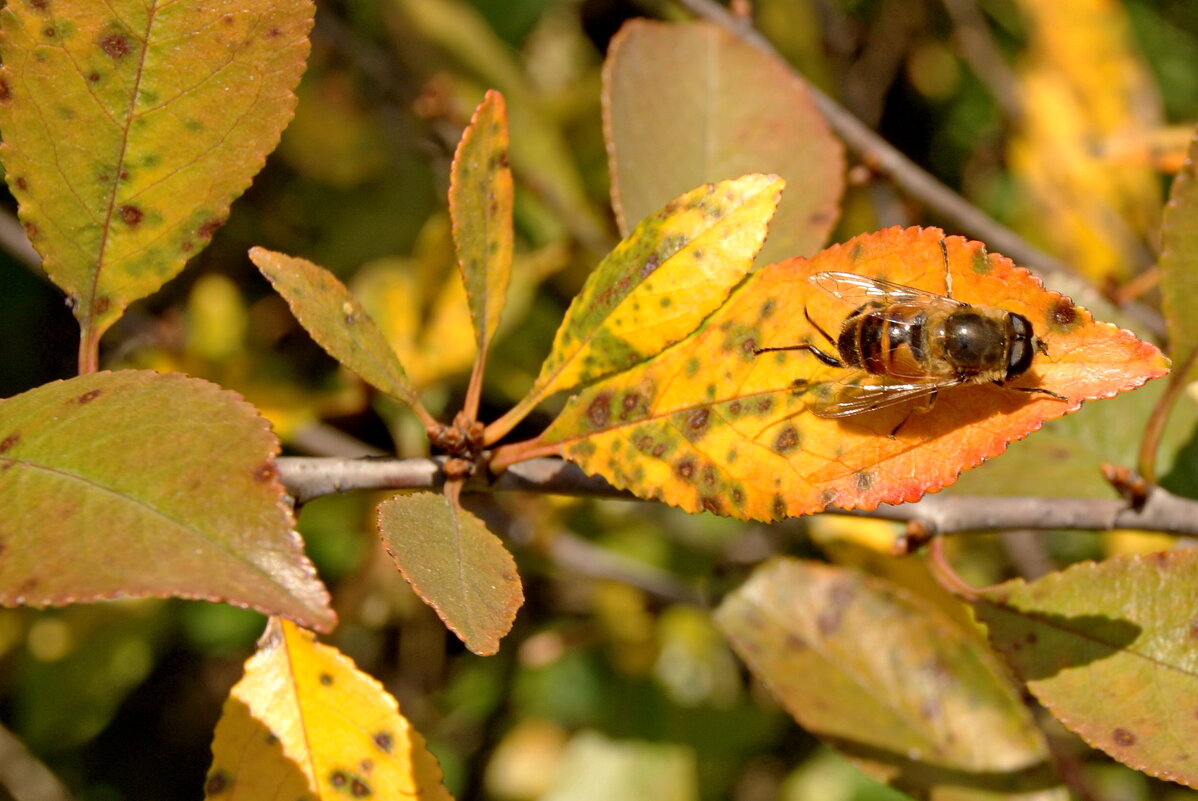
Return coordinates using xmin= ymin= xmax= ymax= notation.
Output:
xmin=207 ymin=618 xmax=453 ymax=801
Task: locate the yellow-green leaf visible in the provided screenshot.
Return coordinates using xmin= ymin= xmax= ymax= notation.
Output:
xmin=377 ymin=491 xmax=522 ymax=656
xmin=717 ymin=558 xmax=1065 ymax=801
xmin=250 ymin=247 xmax=421 ymax=409
xmin=1160 ymin=125 xmax=1198 ymax=368
xmin=0 ymin=370 xmax=334 ymax=631
xmin=450 ymin=89 xmax=513 ymax=355
xmin=207 ymin=618 xmax=453 ymax=800
xmin=529 ymin=174 xmax=785 ymax=404
xmin=0 ymin=1 xmax=314 ymax=350
xmin=605 ymin=19 xmax=843 ymax=265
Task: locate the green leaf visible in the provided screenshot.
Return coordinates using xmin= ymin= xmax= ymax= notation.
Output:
xmin=0 ymin=1 xmax=314 ymax=350
xmin=0 ymin=370 xmax=334 ymax=631
xmin=530 ymin=174 xmax=785 ymax=403
xmin=250 ymin=247 xmax=420 ymax=408
xmin=973 ymin=549 xmax=1198 ymax=789
xmin=542 ymin=731 xmax=697 ymax=801
xmin=716 ymin=558 xmax=1064 ymax=801
xmin=1161 ymin=125 xmax=1198 ymax=370
xmin=450 ymin=89 xmax=513 ymax=355
xmin=376 ymin=491 xmax=522 ymax=656
xmin=604 ymin=19 xmax=843 ymax=265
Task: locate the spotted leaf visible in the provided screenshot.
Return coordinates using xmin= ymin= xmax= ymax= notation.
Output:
xmin=527 ymin=174 xmax=785 ymax=405
xmin=0 ymin=0 xmax=314 ymax=357
xmin=541 ymin=226 xmax=1168 ymax=520
xmin=716 ymin=558 xmax=1065 ymax=800
xmin=206 ymin=618 xmax=453 ymax=800
xmin=0 ymin=370 xmax=334 ymax=631
xmin=972 ymin=549 xmax=1198 ymax=789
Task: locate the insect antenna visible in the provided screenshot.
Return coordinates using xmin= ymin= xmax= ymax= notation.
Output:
xmin=753 ymin=307 xmax=843 ymax=368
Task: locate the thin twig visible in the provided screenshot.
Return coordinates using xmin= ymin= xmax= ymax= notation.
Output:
xmin=275 ymin=455 xmax=1198 ymax=536
xmin=668 ymin=0 xmax=1167 ymax=340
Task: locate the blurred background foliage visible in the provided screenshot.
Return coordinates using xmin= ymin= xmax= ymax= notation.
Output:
xmin=2 ymin=0 xmax=1198 ymax=799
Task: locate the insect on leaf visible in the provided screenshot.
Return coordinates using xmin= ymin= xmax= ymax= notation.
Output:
xmin=377 ymin=491 xmax=522 ymax=656
xmin=251 ymin=247 xmax=421 ymax=410
xmin=542 ymin=226 xmax=1169 ymax=520
xmin=207 ymin=618 xmax=453 ymax=800
xmin=972 ymin=549 xmax=1198 ymax=789
xmin=450 ymin=89 xmax=514 ymax=356
xmin=529 ymin=174 xmax=785 ymax=404
xmin=0 ymin=370 xmax=334 ymax=631
xmin=605 ymin=19 xmax=843 ymax=264
xmin=716 ymin=558 xmax=1065 ymax=800
xmin=0 ymin=1 xmax=314 ymax=355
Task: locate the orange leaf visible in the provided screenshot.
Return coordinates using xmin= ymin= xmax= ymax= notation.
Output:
xmin=542 ymin=227 xmax=1168 ymax=520
xmin=207 ymin=618 xmax=454 ymax=801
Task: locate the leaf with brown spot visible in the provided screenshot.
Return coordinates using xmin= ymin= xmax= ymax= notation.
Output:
xmin=512 ymin=174 xmax=784 ymax=422
xmin=250 ymin=247 xmax=421 ymax=409
xmin=377 ymin=491 xmax=522 ymax=656
xmin=972 ymin=549 xmax=1198 ymax=789
xmin=208 ymin=618 xmax=453 ymax=800
xmin=0 ymin=0 xmax=314 ymax=355
xmin=541 ymin=226 xmax=1168 ymax=520
xmin=0 ymin=370 xmax=333 ymax=631
xmin=716 ymin=558 xmax=1065 ymax=800
xmin=450 ymin=89 xmax=513 ymax=357
xmin=604 ymin=19 xmax=843 ymax=265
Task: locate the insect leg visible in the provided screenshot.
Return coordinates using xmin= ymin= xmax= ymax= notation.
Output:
xmin=888 ymin=388 xmax=938 ymax=438
xmin=752 ymin=306 xmax=844 ymax=367
xmin=1012 ymin=385 xmax=1069 ymax=402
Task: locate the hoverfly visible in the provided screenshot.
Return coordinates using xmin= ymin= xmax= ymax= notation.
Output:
xmin=755 ymin=241 xmax=1068 ymax=422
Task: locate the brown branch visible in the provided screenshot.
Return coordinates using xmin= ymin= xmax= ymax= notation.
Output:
xmin=275 ymin=455 xmax=1198 ymax=536
xmin=668 ymin=0 xmax=1167 ymax=339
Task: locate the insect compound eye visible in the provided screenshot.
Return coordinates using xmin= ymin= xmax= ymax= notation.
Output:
xmin=1006 ymin=313 xmax=1036 ymax=379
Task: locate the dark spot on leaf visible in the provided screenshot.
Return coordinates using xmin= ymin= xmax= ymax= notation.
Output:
xmin=181 ymin=241 xmax=193 ymax=252
xmin=329 ymin=770 xmax=348 ymax=787
xmin=760 ymin=298 xmax=776 ymax=319
xmin=808 ymin=210 xmax=832 ymax=226
xmin=687 ymin=408 xmax=710 ymax=434
xmin=1049 ymin=299 xmax=1078 ymax=330
xmin=1025 ymin=632 xmax=1037 ymax=644
xmin=855 ymin=471 xmax=873 ymax=491
xmin=675 ymin=457 xmax=696 ymax=481
xmin=586 ymin=394 xmax=610 ymax=428
xmin=701 ymin=496 xmax=723 ymax=515
xmin=641 ymin=253 xmax=661 ymax=278
xmin=351 ymin=778 xmax=371 ymax=797
xmin=0 ymin=80 xmax=10 ymax=102
xmin=254 ymin=461 xmax=278 ymax=483
xmin=1112 ymin=728 xmax=1136 ymax=747
xmin=198 ymin=218 xmax=223 ymax=239
xmin=731 ymin=488 xmax=744 ymax=506
xmin=971 ymin=248 xmax=991 ymax=273
xmin=14 ymin=177 xmax=27 ymax=191
xmin=77 ymin=389 xmax=102 ymax=404
xmin=774 ymin=427 xmax=799 ymax=453
xmin=636 ymin=435 xmax=653 ymax=452
xmin=319 ymin=672 xmax=334 ymax=686
xmin=88 ymin=71 xmax=100 ymax=83
xmin=205 ymin=770 xmax=231 ymax=796
xmin=622 ymin=392 xmax=640 ymax=414
xmin=651 ymin=443 xmax=666 ymax=457
xmin=100 ymin=33 xmax=132 ymax=59
xmin=30 ymin=0 xmax=49 ymax=11
xmin=817 ymin=583 xmax=854 ymax=636
xmin=701 ymin=465 xmax=716 ymax=487
xmin=119 ymin=204 xmax=143 ymax=226
xmin=43 ymin=26 xmax=56 ymax=37
xmin=756 ymin=398 xmax=773 ymax=413
xmin=373 ymin=731 xmax=394 ymax=752
xmin=359 ymin=759 xmax=374 ymax=774
xmin=264 ymin=731 xmax=279 ymax=745
xmin=92 ymin=296 xmax=110 ymax=315
xmin=850 ymin=243 xmax=864 ymax=261
xmin=23 ymin=221 xmax=38 ymax=239
xmin=222 ymin=14 xmax=235 ymax=25
xmin=0 ymin=433 xmax=18 ymax=453
xmin=741 ymin=338 xmax=757 ymax=357
xmin=790 ymin=378 xmax=809 ymax=394
xmin=119 ymin=168 xmax=129 ymax=181
xmin=267 ymin=26 xmax=282 ymax=37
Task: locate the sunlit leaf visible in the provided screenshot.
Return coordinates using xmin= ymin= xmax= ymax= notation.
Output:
xmin=1160 ymin=125 xmax=1198 ymax=367
xmin=716 ymin=558 xmax=1064 ymax=800
xmin=542 ymin=227 xmax=1168 ymax=520
xmin=250 ymin=247 xmax=420 ymax=408
xmin=450 ymin=89 xmax=513 ymax=355
xmin=972 ymin=549 xmax=1198 ymax=789
xmin=376 ymin=492 xmax=522 ymax=656
xmin=0 ymin=371 xmax=334 ymax=631
xmin=605 ymin=19 xmax=842 ymax=265
xmin=529 ymin=174 xmax=785 ymax=404
xmin=0 ymin=1 xmax=314 ymax=349
xmin=206 ymin=618 xmax=453 ymax=800
xmin=541 ymin=731 xmax=697 ymax=801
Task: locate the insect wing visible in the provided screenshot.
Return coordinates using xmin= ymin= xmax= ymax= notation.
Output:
xmin=811 ymin=373 xmax=960 ymax=418
xmin=808 ymin=271 xmax=962 ymax=308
